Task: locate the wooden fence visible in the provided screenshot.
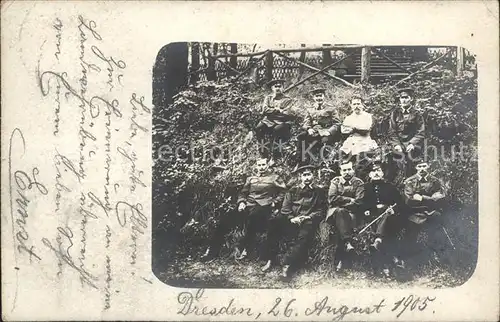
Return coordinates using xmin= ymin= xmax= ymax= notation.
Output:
xmin=190 ymin=45 xmax=468 ymax=89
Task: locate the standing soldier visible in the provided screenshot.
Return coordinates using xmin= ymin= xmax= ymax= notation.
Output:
xmin=296 ymin=87 xmax=341 ymax=166
xmin=326 ymin=160 xmax=365 ymax=271
xmin=362 ymin=160 xmax=404 ymax=277
xmin=387 ymin=87 xmax=426 ymax=186
xmin=262 ymin=165 xmax=327 ymax=277
xmin=402 ymin=158 xmax=446 ymax=267
xmin=255 ymin=79 xmax=295 ymax=158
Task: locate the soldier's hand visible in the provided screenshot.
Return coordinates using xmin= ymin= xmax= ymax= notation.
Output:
xmin=238 ymin=202 xmax=247 ymax=212
xmin=341 ymin=125 xmax=353 ymax=134
xmin=290 ymin=217 xmax=300 ymax=224
xmin=387 ymin=207 xmax=395 ymax=215
xmin=376 ymin=203 xmax=385 ymax=209
xmin=413 ymin=194 xmax=423 ymax=201
xmin=307 ymin=128 xmax=316 ymax=136
xmin=394 ymin=145 xmax=403 ymax=153
xmin=406 ymin=144 xmax=415 ymax=152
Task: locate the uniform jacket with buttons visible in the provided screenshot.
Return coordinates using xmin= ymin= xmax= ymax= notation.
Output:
xmin=362 ymin=180 xmax=403 ymax=213
xmin=387 ymin=106 xmax=425 ymax=149
xmin=327 ymin=176 xmax=365 ymax=210
xmin=280 ymin=184 xmax=327 ymax=220
xmin=237 ymin=173 xmax=286 ymax=208
xmin=302 ymin=103 xmax=341 ymax=135
xmin=403 ymin=173 xmax=445 ymax=207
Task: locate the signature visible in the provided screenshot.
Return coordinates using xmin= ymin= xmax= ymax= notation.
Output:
xmin=9 ymin=129 xmax=47 ymax=264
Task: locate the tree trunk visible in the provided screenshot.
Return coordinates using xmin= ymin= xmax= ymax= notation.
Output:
xmin=190 ymin=42 xmax=200 ymax=84
xmin=153 ymin=42 xmax=188 ymax=108
xmin=456 ymin=47 xmax=464 ymax=77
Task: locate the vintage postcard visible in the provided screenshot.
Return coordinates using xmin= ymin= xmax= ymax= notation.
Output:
xmin=1 ymin=1 xmax=499 ymax=321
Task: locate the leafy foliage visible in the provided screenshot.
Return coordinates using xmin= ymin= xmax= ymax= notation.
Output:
xmin=152 ymin=64 xmax=478 ymax=280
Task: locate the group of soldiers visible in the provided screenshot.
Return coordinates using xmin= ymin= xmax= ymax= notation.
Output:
xmin=196 ymin=79 xmax=446 ymax=279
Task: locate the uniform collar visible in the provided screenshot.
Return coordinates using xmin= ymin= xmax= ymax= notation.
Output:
xmin=416 ymin=173 xmax=429 ymax=182
xmin=313 ymin=102 xmax=324 ymax=110
xmin=340 ymin=176 xmax=354 ymax=185
xmin=299 ymin=183 xmax=314 ymax=190
xmin=400 ymin=105 xmax=414 ymax=114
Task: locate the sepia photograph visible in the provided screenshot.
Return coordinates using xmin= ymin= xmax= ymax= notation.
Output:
xmin=152 ymin=43 xmax=478 ymax=289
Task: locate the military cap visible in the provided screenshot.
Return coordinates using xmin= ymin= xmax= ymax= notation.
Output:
xmin=309 ymin=87 xmax=326 ymax=96
xmin=412 ymin=155 xmax=429 ymax=165
xmin=396 ymin=87 xmax=416 ymax=97
xmin=266 ymin=79 xmax=286 ymax=87
xmin=293 ymin=164 xmax=316 ymax=174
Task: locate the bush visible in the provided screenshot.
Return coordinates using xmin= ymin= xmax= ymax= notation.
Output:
xmin=152 ymin=66 xmax=478 ymax=262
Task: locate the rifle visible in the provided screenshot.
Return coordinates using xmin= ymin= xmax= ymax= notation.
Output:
xmin=358 ymin=203 xmax=397 ymax=235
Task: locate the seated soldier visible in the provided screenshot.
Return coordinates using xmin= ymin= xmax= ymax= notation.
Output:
xmin=402 ymin=158 xmax=446 ymax=265
xmin=387 ymin=87 xmax=425 ymax=187
xmin=262 ymin=165 xmax=326 ymax=277
xmin=255 ymin=79 xmax=295 ymax=158
xmin=296 ymin=87 xmax=341 ymax=166
xmin=235 ymin=157 xmax=286 ymax=260
xmin=340 ymin=95 xmax=379 ymax=181
xmin=362 ymin=160 xmax=404 ymax=277
xmin=326 ymin=160 xmax=364 ymax=271
xmin=201 ymin=158 xmax=285 ymax=261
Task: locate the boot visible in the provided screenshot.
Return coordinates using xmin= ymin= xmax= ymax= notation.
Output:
xmin=261 ymin=260 xmax=272 ymax=272
xmin=281 ymin=265 xmax=291 ymax=277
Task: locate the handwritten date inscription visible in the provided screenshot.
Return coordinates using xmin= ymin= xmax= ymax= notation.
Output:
xmin=176 ymin=289 xmax=437 ymax=320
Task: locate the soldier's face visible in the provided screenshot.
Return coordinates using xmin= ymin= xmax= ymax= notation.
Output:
xmin=313 ymin=93 xmax=325 ymax=104
xmin=399 ymin=93 xmax=412 ymax=107
xmin=369 ymin=166 xmax=384 ymax=181
xmin=256 ymin=159 xmax=269 ymax=173
xmin=300 ymin=171 xmax=314 ymax=185
xmin=340 ymin=163 xmax=354 ymax=180
xmin=350 ymin=98 xmax=364 ymax=114
xmin=416 ymin=163 xmax=429 ymax=176
xmin=272 ymin=83 xmax=283 ymax=94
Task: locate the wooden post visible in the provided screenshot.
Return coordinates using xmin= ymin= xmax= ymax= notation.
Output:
xmin=229 ymin=43 xmax=238 ymax=76
xmin=190 ymin=42 xmax=200 ymax=84
xmin=298 ymin=44 xmax=306 ymax=80
xmin=322 ymin=44 xmax=333 ymax=67
xmin=361 ymin=46 xmax=371 ymax=83
xmin=456 ymin=46 xmax=464 ymax=77
xmin=265 ymin=51 xmax=274 ymax=82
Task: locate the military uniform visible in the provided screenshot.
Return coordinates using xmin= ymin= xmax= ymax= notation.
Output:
xmin=363 ymin=180 xmax=404 ymax=271
xmin=387 ymin=106 xmax=426 ymax=184
xmin=403 ymin=173 xmax=445 ymax=225
xmin=255 ymin=93 xmax=295 ymax=148
xmin=297 ymin=103 xmax=341 ymax=165
xmin=237 ymin=173 xmax=286 ymax=254
xmin=327 ymin=176 xmax=364 ymax=245
xmin=362 ymin=180 xmax=403 ymax=237
xmin=264 ymin=183 xmax=327 ymax=269
xmin=402 ymin=172 xmax=446 ymax=264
